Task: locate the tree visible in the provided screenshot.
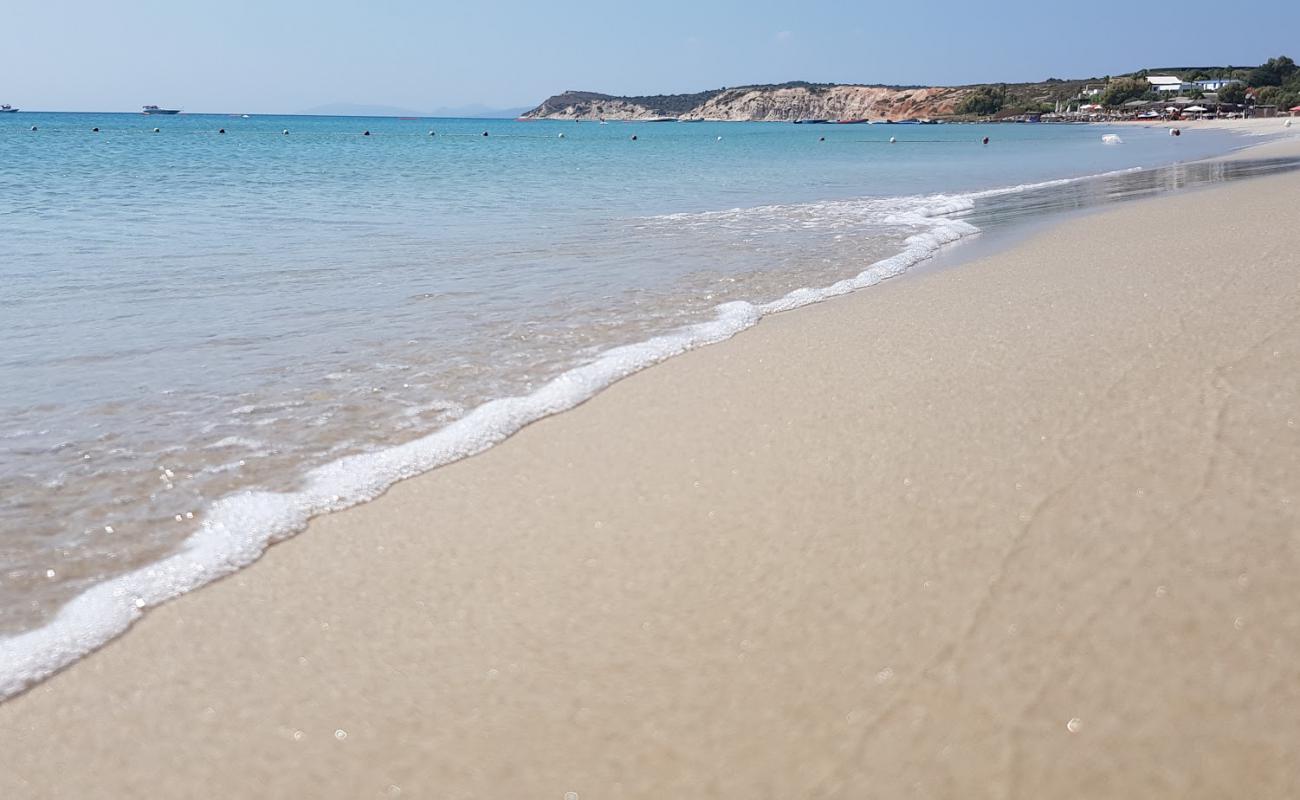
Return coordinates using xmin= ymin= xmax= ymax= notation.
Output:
xmin=1218 ymin=82 xmax=1248 ymax=105
xmin=1248 ymin=55 xmax=1297 ymax=87
xmin=1098 ymin=78 xmax=1147 ymax=107
xmin=957 ymin=84 xmax=1007 ymax=116
xmin=1260 ymin=85 xmax=1300 ymax=111
xmin=1256 ymin=86 xmax=1283 ymax=105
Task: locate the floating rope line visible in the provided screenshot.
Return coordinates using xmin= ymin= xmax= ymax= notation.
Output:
xmin=4 ymin=125 xmax=1177 ymax=146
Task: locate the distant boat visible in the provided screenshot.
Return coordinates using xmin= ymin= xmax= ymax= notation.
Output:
xmin=0 ymin=105 xmax=17 ymax=113
xmin=835 ymin=119 xmax=869 ymax=124
xmin=793 ymin=118 xmax=830 ymax=124
xmin=142 ymin=105 xmax=181 ymax=115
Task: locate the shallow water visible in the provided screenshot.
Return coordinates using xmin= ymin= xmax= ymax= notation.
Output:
xmin=0 ymin=111 xmax=1287 ymax=696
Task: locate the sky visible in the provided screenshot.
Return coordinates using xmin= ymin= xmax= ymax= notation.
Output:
xmin=4 ymin=0 xmax=1298 ymax=113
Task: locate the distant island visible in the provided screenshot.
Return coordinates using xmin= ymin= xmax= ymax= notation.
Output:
xmin=521 ymin=58 xmax=1299 ymax=121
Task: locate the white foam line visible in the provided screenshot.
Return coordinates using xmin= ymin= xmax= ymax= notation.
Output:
xmin=0 ymin=167 xmax=1141 ymax=700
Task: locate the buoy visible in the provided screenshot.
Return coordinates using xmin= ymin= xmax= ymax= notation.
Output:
xmin=482 ymin=131 xmax=489 ymax=137
xmin=558 ymin=132 xmax=565 ymax=138
xmin=631 ymin=135 xmax=638 ymax=141
xmin=30 ymin=125 xmax=37 ymax=131
xmin=363 ymin=130 xmax=370 ymax=136
xmin=819 ymin=136 xmax=825 ymax=142
xmin=91 ymin=127 xmax=99 ymax=132
xmin=429 ymin=130 xmax=436 ymax=136
xmin=889 ymin=136 xmax=896 ymax=144
xmin=283 ymin=129 xmax=289 ymax=135
xmin=982 ymin=136 xmax=989 ymax=145
xmin=717 ymin=135 xmax=723 ymax=141
xmin=218 ymin=128 xmax=226 ymax=134
xmin=152 ymin=127 xmax=160 ymax=133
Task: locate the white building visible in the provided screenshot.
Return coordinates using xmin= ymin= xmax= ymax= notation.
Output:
xmin=1147 ymin=75 xmax=1191 ymax=93
xmin=1194 ymin=79 xmax=1242 ymax=91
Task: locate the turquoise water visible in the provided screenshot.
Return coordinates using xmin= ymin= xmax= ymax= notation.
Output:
xmin=0 ymin=111 xmax=1268 ymax=696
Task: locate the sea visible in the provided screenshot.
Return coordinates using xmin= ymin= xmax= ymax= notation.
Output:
xmin=1 ymin=111 xmax=1295 ymax=697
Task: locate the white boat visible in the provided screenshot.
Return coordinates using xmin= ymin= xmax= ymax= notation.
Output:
xmin=0 ymin=105 xmax=17 ymax=113
xmin=142 ymin=105 xmax=181 ymax=115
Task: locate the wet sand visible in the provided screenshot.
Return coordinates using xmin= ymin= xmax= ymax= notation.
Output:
xmin=2 ymin=139 xmax=1299 ymax=799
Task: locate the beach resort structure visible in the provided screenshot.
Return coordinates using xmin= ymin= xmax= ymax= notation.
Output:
xmin=1147 ymin=75 xmax=1190 ymax=92
xmin=1146 ymin=76 xmax=1244 ymax=93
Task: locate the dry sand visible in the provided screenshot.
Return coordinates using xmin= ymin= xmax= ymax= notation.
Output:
xmin=3 ymin=145 xmax=1300 ymax=799
xmin=1117 ymin=115 xmax=1296 ymax=138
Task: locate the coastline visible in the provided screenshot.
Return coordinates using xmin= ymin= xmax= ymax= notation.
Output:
xmin=3 ymin=134 xmax=1300 ymax=797
xmin=10 ymin=123 xmax=1267 ymax=701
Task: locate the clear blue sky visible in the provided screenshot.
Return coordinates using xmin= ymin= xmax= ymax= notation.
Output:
xmin=5 ymin=0 xmax=1298 ymax=113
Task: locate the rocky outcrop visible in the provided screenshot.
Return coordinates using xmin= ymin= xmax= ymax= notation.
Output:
xmin=520 ymin=83 xmax=975 ymax=121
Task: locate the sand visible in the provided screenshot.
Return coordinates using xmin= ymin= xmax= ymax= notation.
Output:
xmin=1118 ymin=115 xmax=1296 ymax=138
xmin=3 ymin=141 xmax=1300 ymax=799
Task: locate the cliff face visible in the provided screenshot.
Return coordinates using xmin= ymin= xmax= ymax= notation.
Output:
xmin=521 ymin=84 xmax=974 ymax=121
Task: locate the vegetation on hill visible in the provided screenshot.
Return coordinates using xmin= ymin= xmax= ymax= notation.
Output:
xmin=524 ymin=56 xmax=1299 ymax=120
xmin=956 ymin=85 xmax=1006 ymax=115
xmin=1097 ymin=78 xmax=1149 ymax=108
xmin=1100 ymin=55 xmax=1298 ymax=110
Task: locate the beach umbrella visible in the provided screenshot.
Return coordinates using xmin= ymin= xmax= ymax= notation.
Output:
xmin=1291 ymin=105 xmax=1300 ymax=112
xmin=1184 ymin=105 xmax=1208 ymax=112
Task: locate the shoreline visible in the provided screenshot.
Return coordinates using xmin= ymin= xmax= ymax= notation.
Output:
xmin=9 ymin=128 xmax=1284 ymax=701
xmin=3 ymin=133 xmax=1300 ymax=797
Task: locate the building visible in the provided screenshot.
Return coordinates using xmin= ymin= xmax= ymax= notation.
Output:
xmin=1147 ymin=75 xmax=1191 ymax=93
xmin=1193 ymin=79 xmax=1242 ymax=91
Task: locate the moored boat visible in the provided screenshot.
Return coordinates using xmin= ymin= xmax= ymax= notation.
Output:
xmin=142 ymin=105 xmax=181 ymax=115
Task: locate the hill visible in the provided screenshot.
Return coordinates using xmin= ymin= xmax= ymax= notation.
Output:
xmin=520 ymin=58 xmax=1297 ymax=121
xmin=521 ymin=79 xmax=1093 ymax=121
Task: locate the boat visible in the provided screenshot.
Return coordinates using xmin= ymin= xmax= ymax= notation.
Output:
xmin=0 ymin=105 xmax=17 ymax=113
xmin=793 ymin=118 xmax=830 ymax=124
xmin=142 ymin=105 xmax=181 ymax=115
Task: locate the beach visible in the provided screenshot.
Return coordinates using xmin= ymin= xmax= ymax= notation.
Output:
xmin=3 ymin=133 xmax=1300 ymax=797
